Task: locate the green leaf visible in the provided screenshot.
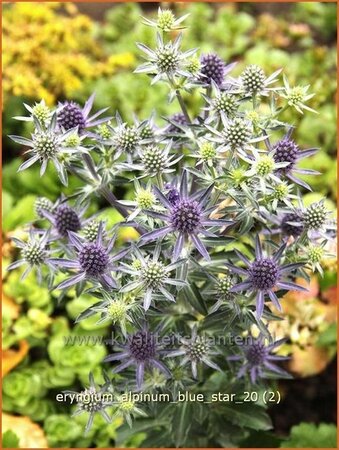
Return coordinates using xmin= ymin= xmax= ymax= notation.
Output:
xmin=115 ymin=419 xmax=164 ymax=446
xmin=317 ymin=323 xmax=337 ymax=347
xmin=2 ymin=430 xmax=20 ymax=448
xmin=281 ymin=422 xmax=337 ymax=448
xmin=240 ymin=430 xmax=283 ymax=448
xmin=182 ymin=283 xmax=208 ymax=315
xmin=221 ymin=403 xmax=272 ymax=431
xmin=171 ymin=401 xmax=193 ymax=448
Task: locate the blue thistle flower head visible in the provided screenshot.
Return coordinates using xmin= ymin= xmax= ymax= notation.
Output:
xmin=40 ymin=199 xmax=96 ymax=239
xmin=167 ymin=327 xmax=221 ymax=379
xmin=167 ymin=112 xmax=188 ymax=134
xmin=226 ymin=236 xmax=307 ymax=318
xmin=266 ymin=128 xmax=319 ymax=191
xmin=52 ymin=222 xmax=128 ymax=291
xmin=104 ymin=327 xmax=171 ymax=389
xmin=200 ymin=53 xmax=225 ymax=86
xmin=273 ymin=137 xmax=299 ymax=170
xmin=280 ymin=211 xmax=304 ymax=237
xmin=57 ymin=93 xmax=111 ymax=135
xmin=141 ymin=171 xmax=232 ymax=261
xmin=58 ymin=102 xmax=86 ymax=132
xmin=54 ymin=204 xmax=82 ymax=237
xmin=79 ymin=242 xmax=110 ymax=277
xmin=228 ymin=335 xmax=290 ymax=384
xmin=165 ymin=183 xmax=180 ymax=205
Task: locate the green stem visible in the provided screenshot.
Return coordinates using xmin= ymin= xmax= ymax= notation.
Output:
xmin=203 ymin=86 xmax=212 ymax=120
xmin=78 ymin=155 xmax=146 ymax=235
xmin=175 ymin=88 xmax=192 ymax=124
xmin=168 ymin=74 xmax=192 ymax=124
xmin=156 ymin=172 xmax=164 ymax=190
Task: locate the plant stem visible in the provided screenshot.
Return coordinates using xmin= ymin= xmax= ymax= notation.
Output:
xmin=175 ymin=88 xmax=192 ymax=124
xmin=168 ymin=74 xmax=192 ymax=124
xmin=100 ymin=186 xmax=147 ymax=235
xmin=82 ymin=153 xmax=100 ymax=181
xmin=156 ymin=172 xmax=164 ymax=190
xmin=78 ymin=154 xmax=146 ymax=235
xmin=203 ymin=86 xmax=212 ymax=120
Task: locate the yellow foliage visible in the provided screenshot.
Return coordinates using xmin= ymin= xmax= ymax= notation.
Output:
xmin=2 ymin=340 xmax=29 ymax=377
xmin=2 ymin=3 xmax=135 ymax=104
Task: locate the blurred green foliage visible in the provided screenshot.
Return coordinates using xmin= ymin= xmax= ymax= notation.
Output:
xmin=280 ymin=422 xmax=337 ymax=448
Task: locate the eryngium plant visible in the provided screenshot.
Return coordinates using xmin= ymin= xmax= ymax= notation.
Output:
xmin=8 ymin=8 xmax=336 ymax=448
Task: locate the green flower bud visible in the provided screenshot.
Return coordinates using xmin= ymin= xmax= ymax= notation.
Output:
xmin=32 ymin=102 xmax=50 ymax=123
xmin=199 ymin=142 xmax=216 ymax=161
xmin=304 ymin=202 xmax=327 ymax=230
xmin=156 ymin=45 xmax=179 ymax=73
xmin=64 ymin=133 xmax=81 ymax=148
xmin=307 ymin=245 xmax=324 ymax=264
xmin=141 ymin=146 xmax=166 ymax=173
xmin=97 ymin=123 xmax=112 ymax=139
xmin=135 ymin=189 xmax=156 ymax=209
xmin=22 ymin=241 xmax=46 ymax=266
xmin=140 ymin=124 xmax=154 ymax=140
xmin=217 ymin=276 xmax=233 ymax=298
xmin=230 ymin=168 xmax=247 ymax=187
xmin=273 ymin=183 xmax=289 ymax=200
xmin=141 ymin=261 xmax=166 ymax=288
xmin=131 ymin=259 xmax=143 ymax=270
xmin=35 ymin=196 xmax=54 ymax=218
xmin=241 ymin=64 xmax=266 ymax=93
xmin=107 ymin=299 xmax=128 ymax=322
xmin=82 ymin=220 xmax=101 ymax=242
xmin=214 ymin=93 xmax=237 ymax=116
xmin=119 ymin=399 xmax=135 ymax=412
xmin=287 ymin=86 xmax=306 ymax=106
xmin=187 ymin=56 xmax=201 ymax=74
xmin=33 ymin=132 xmax=59 ymax=158
xmin=256 ymin=155 xmax=275 ymax=177
xmin=157 ymin=9 xmax=175 ymax=31
xmin=223 ymin=118 xmax=251 ymax=148
xmin=117 ymin=126 xmax=140 ymax=152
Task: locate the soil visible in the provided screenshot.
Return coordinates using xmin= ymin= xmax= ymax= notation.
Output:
xmin=269 ymin=358 xmax=337 ymax=435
